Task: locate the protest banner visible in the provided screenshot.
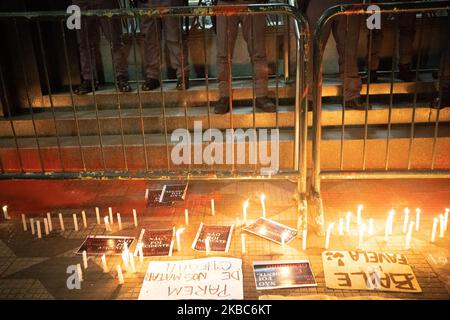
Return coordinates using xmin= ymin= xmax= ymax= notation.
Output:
xmin=192 ymin=223 xmax=233 ymax=253
xmin=135 ymin=228 xmax=175 ymax=257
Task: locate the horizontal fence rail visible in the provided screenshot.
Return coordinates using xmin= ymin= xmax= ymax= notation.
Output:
xmin=311 ymin=1 xmax=450 ymax=225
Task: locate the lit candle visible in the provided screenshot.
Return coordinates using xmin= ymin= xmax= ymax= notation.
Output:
xmin=297 ymin=215 xmax=303 ymax=237
xmin=405 ymin=221 xmax=414 ymax=249
xmin=325 ymin=223 xmax=334 ymax=249
xmin=77 ymin=264 xmax=83 ymax=282
xmin=73 ymin=214 xmax=79 ymax=232
xmin=43 ymin=218 xmax=49 ymax=235
xmin=2 ymin=205 xmax=10 ymax=220
xmin=59 ymin=213 xmax=65 ymax=231
xmin=368 ymin=218 xmax=374 ymax=236
xmin=388 ymin=209 xmax=395 ymax=235
xmin=211 ymin=199 xmax=215 ymax=216
xmin=176 ymin=228 xmax=185 ymax=252
xmin=439 ymin=214 xmax=445 ymax=238
xmin=46 ymin=212 xmax=53 ymax=232
xmin=445 ymin=208 xmax=449 ymax=231
xmin=205 ymin=236 xmax=211 ymax=254
xmin=121 ymin=251 xmax=129 ymax=271
xmin=144 ymin=188 xmax=149 ymax=201
xmin=95 ymin=207 xmax=101 ymax=224
xmin=101 ymin=254 xmax=109 ymax=273
xmin=184 ymin=209 xmax=189 ymax=226
xmin=243 ymin=199 xmax=249 ymax=225
xmin=384 ymin=218 xmax=390 ymax=242
xmin=261 ymin=194 xmax=266 ymax=218
xmin=117 ymin=213 xmax=122 ymax=230
xmin=357 ymin=205 xmax=363 ymax=225
xmin=116 ymin=265 xmax=124 ymax=284
xmin=104 ymin=216 xmax=111 ymax=232
xmin=128 ymin=252 xmax=136 ymax=273
xmin=30 ymin=218 xmax=35 ymax=235
xmin=431 ymin=217 xmax=438 ymax=243
xmin=338 ymin=218 xmax=344 ymax=236
xmin=138 ymin=243 xmax=144 ymax=264
xmin=133 ymin=209 xmax=138 ymax=227
xmin=415 ymin=208 xmax=421 ymax=231
xmin=403 ymin=208 xmax=409 ymax=234
xmin=302 ymin=228 xmax=307 ymax=251
xmin=281 ymin=231 xmax=287 ymax=247
xmin=21 ymin=214 xmax=27 ymax=231
xmin=36 ymin=220 xmax=42 ymax=239
xmin=358 ymin=223 xmax=366 ymax=250
xmin=81 ymin=210 xmax=87 ymax=228
xmin=82 ymin=250 xmax=88 ymax=269
xmin=346 ymin=212 xmax=352 ymax=234
xmin=108 ymin=207 xmax=114 ymax=224
xmin=241 ymin=234 xmax=246 ymax=254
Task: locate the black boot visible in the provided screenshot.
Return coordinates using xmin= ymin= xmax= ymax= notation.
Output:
xmin=398 ymin=63 xmax=416 ymax=82
xmin=141 ymin=78 xmax=160 ymax=91
xmin=176 ymin=74 xmax=190 ymax=90
xmin=430 ymin=90 xmax=450 ymax=109
xmin=214 ymin=97 xmax=230 ymax=114
xmin=74 ymin=80 xmax=98 ymax=95
xmin=345 ymin=97 xmax=370 ymax=110
xmin=255 ymin=96 xmax=277 ymax=113
xmin=117 ymin=76 xmax=132 ymax=93
xmin=363 ymin=70 xmax=378 ymax=84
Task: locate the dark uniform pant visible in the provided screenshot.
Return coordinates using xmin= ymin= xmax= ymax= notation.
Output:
xmin=73 ymin=0 xmax=128 ymax=80
xmin=216 ymin=0 xmax=269 ymax=98
xmin=138 ymin=0 xmax=188 ymax=80
xmin=306 ymin=0 xmax=362 ymax=101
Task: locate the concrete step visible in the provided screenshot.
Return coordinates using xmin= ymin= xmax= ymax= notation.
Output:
xmin=0 ymin=125 xmax=449 ymax=173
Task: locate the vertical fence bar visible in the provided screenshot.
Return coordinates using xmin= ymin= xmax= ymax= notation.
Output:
xmin=202 ymin=15 xmax=213 ymax=172
xmin=274 ymin=14 xmax=280 ymax=128
xmin=250 ymin=13 xmax=257 ymax=174
xmin=340 ymin=15 xmax=349 ymax=171
xmin=362 ymin=14 xmax=373 ymax=171
xmin=226 ymin=16 xmax=235 ymax=173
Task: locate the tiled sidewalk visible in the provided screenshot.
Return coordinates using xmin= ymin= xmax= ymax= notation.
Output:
xmin=0 ymin=179 xmax=449 ymax=300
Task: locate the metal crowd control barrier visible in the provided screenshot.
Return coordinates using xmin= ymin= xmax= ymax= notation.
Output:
xmin=311 ymin=1 xmax=450 ymax=221
xmin=0 ymin=4 xmax=310 ymax=204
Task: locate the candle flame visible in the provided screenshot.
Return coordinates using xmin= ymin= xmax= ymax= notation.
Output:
xmin=176 ymin=228 xmax=185 ymax=236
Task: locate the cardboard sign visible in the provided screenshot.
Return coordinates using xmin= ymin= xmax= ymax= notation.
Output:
xmin=138 ymin=257 xmax=244 ymax=300
xmin=135 ymin=228 xmax=174 ymax=257
xmin=253 ymin=260 xmax=317 ymax=290
xmin=243 ymin=217 xmax=297 ymax=245
xmin=76 ymin=235 xmax=135 ymax=255
xmin=147 ymin=183 xmax=188 ymax=207
xmin=323 ymin=250 xmax=422 ymax=293
xmin=192 ymin=223 xmax=234 ymax=253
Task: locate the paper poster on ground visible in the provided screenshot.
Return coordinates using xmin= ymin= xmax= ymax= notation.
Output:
xmin=243 ymin=217 xmax=297 ymax=245
xmin=192 ymin=223 xmax=233 ymax=252
xmin=322 ymin=250 xmax=422 ymax=293
xmin=253 ymin=260 xmax=317 ymax=290
xmin=76 ymin=235 xmax=135 ymax=255
xmin=138 ymin=257 xmax=244 ymax=300
xmin=135 ymin=228 xmax=174 ymax=257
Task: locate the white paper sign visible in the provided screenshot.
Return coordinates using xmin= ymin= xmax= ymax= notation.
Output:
xmin=138 ymin=257 xmax=244 ymax=300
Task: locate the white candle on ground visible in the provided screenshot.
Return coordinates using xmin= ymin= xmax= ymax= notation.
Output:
xmin=2 ymin=205 xmax=10 ymax=220
xmin=302 ymin=228 xmax=307 ymax=251
xmin=243 ymin=199 xmax=249 ymax=225
xmin=144 ymin=188 xmax=149 ymax=201
xmin=95 ymin=207 xmax=101 ymax=224
xmin=445 ymin=208 xmax=449 ymax=231
xmin=128 ymin=253 xmax=136 ymax=273
xmin=36 ymin=221 xmax=42 ymax=239
xmin=368 ymin=218 xmax=374 ymax=235
xmin=338 ymin=218 xmax=344 ymax=236
xmin=101 ymin=254 xmax=109 ymax=273
xmin=81 ymin=210 xmax=87 ymax=228
xmin=358 ymin=223 xmax=366 ymax=250
xmin=403 ymin=208 xmax=409 ymax=234
xmin=205 ymin=237 xmax=211 ymax=254
xmin=415 ymin=208 xmax=421 ymax=231
xmin=357 ymin=205 xmax=363 ymax=225
xmin=43 ymin=218 xmax=49 ymax=235
xmin=117 ymin=265 xmax=124 ymax=284
xmin=184 ymin=209 xmax=189 ymax=226
xmin=138 ymin=243 xmax=144 ymax=263
xmin=46 ymin=212 xmax=53 ymax=231
xmin=104 ymin=216 xmax=111 ymax=232
xmin=133 ymin=209 xmax=138 ymax=227
xmin=297 ymin=215 xmax=302 ymax=237
xmin=117 ymin=213 xmax=122 ymax=230
xmin=346 ymin=212 xmax=352 ymax=234
xmin=21 ymin=214 xmax=27 ymax=231
xmin=59 ymin=213 xmax=65 ymax=231
xmin=73 ymin=214 xmax=79 ymax=231
xmin=439 ymin=214 xmax=445 ymax=238
xmin=176 ymin=228 xmax=184 ymax=252
xmin=241 ymin=234 xmax=246 ymax=254
xmin=82 ymin=250 xmax=88 ymax=269
xmin=405 ymin=221 xmax=414 ymax=249
xmin=431 ymin=217 xmax=438 ymax=243
xmin=76 ymin=264 xmax=83 ymax=282
xmin=325 ymin=223 xmax=334 ymax=249
xmin=211 ymin=199 xmax=215 ymax=216
xmin=261 ymin=194 xmax=266 ymax=218
xmin=108 ymin=207 xmax=114 ymax=224
xmin=30 ymin=218 xmax=35 ymax=235
xmin=388 ymin=209 xmax=395 ymax=235
xmin=384 ymin=218 xmax=390 ymax=242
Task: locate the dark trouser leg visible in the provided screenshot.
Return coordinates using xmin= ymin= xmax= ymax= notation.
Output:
xmin=140 ymin=14 xmax=162 ymax=80
xmin=332 ymin=14 xmax=362 ymax=101
xmin=242 ymin=14 xmax=269 ymax=98
xmin=216 ymin=13 xmax=239 ymax=98
xmin=163 ymin=16 xmax=189 ymax=79
xmin=398 ymin=12 xmax=416 ymax=66
xmin=369 ymin=29 xmax=382 ymax=71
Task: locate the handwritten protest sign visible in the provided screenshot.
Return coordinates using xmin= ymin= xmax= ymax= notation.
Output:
xmin=76 ymin=235 xmax=135 ymax=255
xmin=135 ymin=228 xmax=174 ymax=257
xmin=253 ymin=260 xmax=317 ymax=290
xmin=192 ymin=223 xmax=234 ymax=252
xmin=243 ymin=217 xmax=297 ymax=245
xmin=138 ymin=257 xmax=244 ymax=300
xmin=323 ymin=250 xmax=422 ymax=293
xmin=147 ymin=183 xmax=188 ymax=207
